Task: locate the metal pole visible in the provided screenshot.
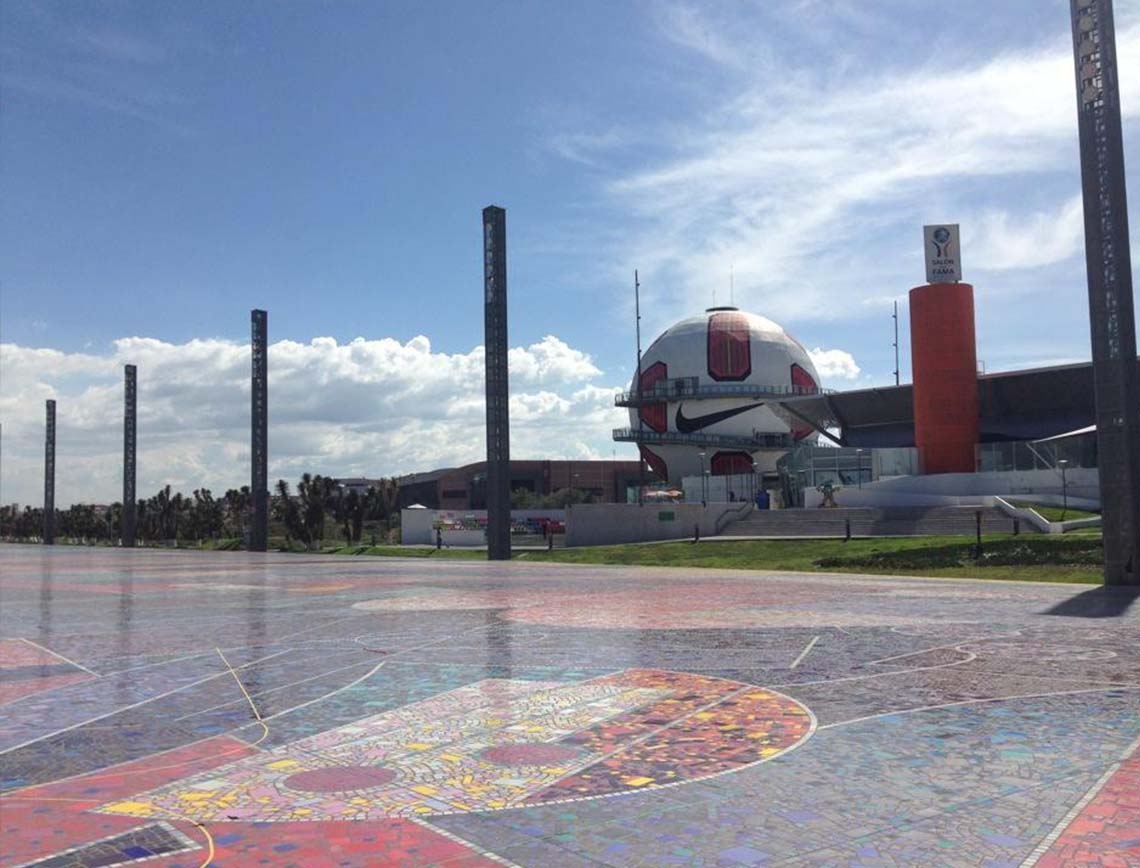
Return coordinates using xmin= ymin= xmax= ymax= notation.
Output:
xmin=635 ymin=270 xmax=644 ymax=503
xmin=698 ymin=451 xmax=706 ymax=506
xmin=892 ymin=300 xmax=900 ymax=386
xmin=1059 ymin=459 xmax=1069 ymax=521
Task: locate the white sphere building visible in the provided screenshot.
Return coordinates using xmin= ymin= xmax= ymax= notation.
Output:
xmin=613 ymin=307 xmax=823 ymax=488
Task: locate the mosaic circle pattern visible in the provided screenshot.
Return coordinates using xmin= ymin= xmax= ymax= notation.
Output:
xmin=480 ymin=744 xmax=581 ymax=766
xmin=96 ymin=669 xmax=813 ymax=821
xmin=284 ymin=766 xmax=397 ymax=793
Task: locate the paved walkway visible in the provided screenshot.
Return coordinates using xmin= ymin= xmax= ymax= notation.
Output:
xmin=0 ymin=545 xmax=1137 ymax=867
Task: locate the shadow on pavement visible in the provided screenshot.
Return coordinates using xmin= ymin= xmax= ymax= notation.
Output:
xmin=1043 ymin=586 xmax=1140 ymax=618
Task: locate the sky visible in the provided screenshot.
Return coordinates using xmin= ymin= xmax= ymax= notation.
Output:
xmin=1 ymin=0 xmax=1138 ymax=506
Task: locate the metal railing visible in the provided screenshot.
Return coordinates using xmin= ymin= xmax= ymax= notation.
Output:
xmin=615 ymin=379 xmax=831 ymax=406
xmin=715 ymin=501 xmax=754 ymax=534
xmin=612 ymin=428 xmax=795 ymax=450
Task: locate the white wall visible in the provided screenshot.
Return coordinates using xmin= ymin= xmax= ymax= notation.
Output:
xmin=400 ymin=509 xmax=566 ymax=546
xmin=565 ymin=502 xmax=750 ymax=547
xmin=401 ymin=508 xmax=437 ymax=544
xmin=681 ymin=473 xmax=761 ymax=504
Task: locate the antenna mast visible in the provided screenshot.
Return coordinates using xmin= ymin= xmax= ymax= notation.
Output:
xmin=892 ymin=300 xmax=900 ymax=386
xmin=635 ymin=269 xmax=644 ymax=503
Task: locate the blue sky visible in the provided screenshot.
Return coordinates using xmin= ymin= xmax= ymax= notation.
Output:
xmin=1 ymin=0 xmax=1138 ymax=505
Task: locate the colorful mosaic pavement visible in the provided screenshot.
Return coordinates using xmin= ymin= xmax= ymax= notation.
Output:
xmin=0 ymin=545 xmax=1138 ymax=867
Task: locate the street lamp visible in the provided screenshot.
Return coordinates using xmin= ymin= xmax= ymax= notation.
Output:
xmin=1058 ymin=459 xmax=1069 ymax=521
xmin=704 ymin=470 xmax=711 ymax=507
xmin=856 ymin=449 xmax=864 ymax=490
xmin=752 ymin=461 xmax=759 ymax=504
xmin=697 ymin=451 xmax=707 ymax=506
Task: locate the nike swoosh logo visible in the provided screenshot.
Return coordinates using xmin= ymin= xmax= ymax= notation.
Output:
xmin=675 ymin=402 xmax=765 ymax=433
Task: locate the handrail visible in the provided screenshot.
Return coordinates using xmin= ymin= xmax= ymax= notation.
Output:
xmin=612 ymin=428 xmax=795 ymax=449
xmin=715 ymin=501 xmax=754 ymax=534
xmin=615 ymin=380 xmax=832 ymax=406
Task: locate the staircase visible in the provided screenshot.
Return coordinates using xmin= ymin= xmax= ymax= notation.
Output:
xmin=719 ymin=506 xmax=1034 ymax=538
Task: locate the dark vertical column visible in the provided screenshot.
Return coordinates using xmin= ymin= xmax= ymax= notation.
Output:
xmin=250 ymin=309 xmax=269 ymax=552
xmin=1070 ymin=0 xmax=1140 ymax=585
xmin=483 ymin=206 xmax=511 ymax=561
xmin=122 ymin=365 xmax=137 ymax=547
xmin=43 ymin=399 xmax=55 ymax=544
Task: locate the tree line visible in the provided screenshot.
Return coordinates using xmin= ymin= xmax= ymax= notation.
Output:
xmin=0 ymin=474 xmax=400 ymax=548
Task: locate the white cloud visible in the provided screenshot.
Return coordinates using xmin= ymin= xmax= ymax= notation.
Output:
xmin=545 ymin=130 xmax=630 ymax=168
xmin=968 ymin=195 xmax=1085 ymax=271
xmin=657 ymin=3 xmax=751 ymax=70
xmin=562 ymin=7 xmax=1140 ymax=333
xmin=809 ymin=348 xmax=861 ymax=381
xmin=0 ymin=334 xmax=628 ymax=507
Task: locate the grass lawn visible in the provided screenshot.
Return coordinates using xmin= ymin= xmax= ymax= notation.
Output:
xmin=319 ymin=535 xmax=1104 ymax=584
xmin=20 ymin=534 xmax=1103 ymax=583
xmin=318 ymin=544 xmax=488 ymax=560
xmin=1009 ymin=501 xmax=1100 ymax=523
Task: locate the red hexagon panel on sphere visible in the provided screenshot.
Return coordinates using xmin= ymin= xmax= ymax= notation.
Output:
xmin=790 ymin=363 xmax=818 ymax=440
xmin=711 ymin=451 xmax=754 ymax=476
xmin=640 ymin=445 xmax=668 ymax=481
xmin=707 ymin=312 xmax=752 ymax=381
xmin=638 ymin=361 xmax=668 ymax=432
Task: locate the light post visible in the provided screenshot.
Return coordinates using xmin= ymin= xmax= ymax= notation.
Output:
xmin=1058 ymin=459 xmax=1069 ymax=521
xmin=697 ymin=451 xmax=707 ymax=506
xmin=856 ymin=449 xmax=864 ymax=490
xmin=611 ymin=448 xmax=617 ymax=502
xmin=704 ymin=470 xmax=711 ymax=506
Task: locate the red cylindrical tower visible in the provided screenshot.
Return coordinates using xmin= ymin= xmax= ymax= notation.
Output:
xmin=909 ymin=283 xmax=978 ymax=474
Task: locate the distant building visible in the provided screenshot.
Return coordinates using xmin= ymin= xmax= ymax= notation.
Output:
xmin=389 ymin=460 xmax=652 ymax=510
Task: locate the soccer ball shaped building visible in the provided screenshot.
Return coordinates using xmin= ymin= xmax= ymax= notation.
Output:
xmin=614 ymin=307 xmax=822 ymax=487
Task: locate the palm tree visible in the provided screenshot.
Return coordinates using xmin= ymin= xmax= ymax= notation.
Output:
xmin=347 ymin=489 xmax=368 ymax=543
xmin=298 ymin=474 xmax=335 ymax=547
xmin=273 ymin=479 xmax=305 ymax=546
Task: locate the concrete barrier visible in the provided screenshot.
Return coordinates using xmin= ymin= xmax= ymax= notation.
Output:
xmin=993 ymin=497 xmax=1051 ymax=534
xmin=992 ymin=497 xmax=1102 ymax=535
xmin=400 ymin=508 xmax=565 ymax=546
xmin=565 ymin=502 xmax=748 ymax=547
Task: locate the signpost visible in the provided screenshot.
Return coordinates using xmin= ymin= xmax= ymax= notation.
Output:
xmin=923 ymin=224 xmax=962 ymax=283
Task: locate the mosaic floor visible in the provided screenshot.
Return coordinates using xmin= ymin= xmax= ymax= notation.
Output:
xmin=0 ymin=545 xmax=1137 ymax=867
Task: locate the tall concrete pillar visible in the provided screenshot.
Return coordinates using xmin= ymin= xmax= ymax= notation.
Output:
xmin=483 ymin=206 xmax=511 ymax=561
xmin=122 ymin=365 xmax=137 ymax=547
xmin=250 ymin=309 xmax=268 ymax=552
xmin=44 ymin=400 xmax=56 ymax=544
xmin=1070 ymin=0 xmax=1140 ymax=585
